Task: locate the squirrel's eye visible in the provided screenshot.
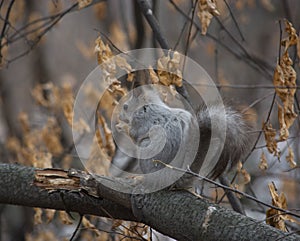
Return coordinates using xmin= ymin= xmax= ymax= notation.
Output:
xmin=123 ymin=103 xmax=128 ymax=111
xmin=143 ymin=105 xmax=148 ymax=112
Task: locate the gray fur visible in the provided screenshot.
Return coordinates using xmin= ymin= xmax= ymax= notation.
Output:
xmin=113 ymin=86 xmax=251 ymax=189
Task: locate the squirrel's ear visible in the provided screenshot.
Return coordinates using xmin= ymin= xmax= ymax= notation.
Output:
xmin=132 ymin=70 xmax=151 ymax=88
xmin=131 ymin=71 xmax=151 ymax=97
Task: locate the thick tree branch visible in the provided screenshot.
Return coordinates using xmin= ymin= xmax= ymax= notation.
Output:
xmin=0 ymin=163 xmax=135 ymax=221
xmin=0 ymin=163 xmax=299 ymax=240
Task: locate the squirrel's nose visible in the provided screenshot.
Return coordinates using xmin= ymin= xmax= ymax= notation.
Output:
xmin=119 ymin=111 xmax=130 ymax=123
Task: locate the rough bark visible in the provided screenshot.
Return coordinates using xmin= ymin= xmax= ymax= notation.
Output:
xmin=0 ymin=163 xmax=299 ymax=241
xmin=0 ymin=163 xmax=135 ymax=221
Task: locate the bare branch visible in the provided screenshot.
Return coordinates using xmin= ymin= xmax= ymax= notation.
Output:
xmin=0 ymin=0 xmax=105 ymax=66
xmin=136 ymin=0 xmax=169 ymax=50
xmin=0 ymin=163 xmax=299 ymax=240
xmin=136 ymin=0 xmax=192 ymax=103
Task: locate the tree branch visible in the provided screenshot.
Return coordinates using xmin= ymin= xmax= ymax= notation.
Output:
xmin=0 ymin=163 xmax=299 ymax=240
xmin=136 ymin=0 xmax=192 ymax=103
xmin=0 ymin=163 xmax=135 ymax=221
xmin=136 ymin=0 xmax=169 ymax=50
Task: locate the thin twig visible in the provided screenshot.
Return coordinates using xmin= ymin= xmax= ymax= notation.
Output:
xmin=223 ymin=0 xmax=245 ymax=41
xmin=173 ymin=6 xmax=193 ymax=50
xmin=69 ymin=214 xmax=83 ymax=241
xmin=241 ymin=91 xmax=274 ymax=114
xmin=155 ymin=160 xmax=300 ymax=219
xmin=215 ymin=17 xmax=272 ymax=77
xmin=0 ymin=0 xmax=15 ymax=40
xmin=1 ymin=0 xmax=105 ymax=65
xmin=184 ymin=0 xmax=198 ymax=58
xmin=169 ymin=0 xmax=274 ymax=80
xmin=136 ymin=0 xmax=192 ymax=103
xmin=0 ymin=0 xmax=15 ymax=61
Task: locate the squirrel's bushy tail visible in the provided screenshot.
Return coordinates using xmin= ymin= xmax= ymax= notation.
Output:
xmin=196 ymin=103 xmax=252 ymax=179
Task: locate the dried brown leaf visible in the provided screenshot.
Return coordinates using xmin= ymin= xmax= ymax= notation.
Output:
xmin=97 ymin=113 xmax=115 ymax=156
xmin=274 ymin=20 xmax=298 ymax=141
xmin=232 ymin=183 xmax=242 ymax=199
xmin=59 ymin=211 xmax=73 ymax=225
xmin=61 ymin=82 xmax=74 ymax=126
xmin=94 ymin=36 xmax=132 ymax=92
xmin=45 ymin=209 xmax=56 ymax=223
xmin=281 ymin=20 xmax=298 ymax=51
xmin=278 ymin=104 xmax=289 ymax=141
xmin=87 ymin=133 xmax=110 ymax=175
xmin=273 ymin=64 xmax=288 ymax=101
xmin=283 ymin=103 xmax=297 ymax=130
xmin=262 ymin=122 xmax=279 ymax=156
xmin=19 ymin=112 xmax=30 ymax=134
xmin=236 ymin=161 xmax=243 ymax=171
xmin=86 ymin=114 xmax=112 ymax=175
xmin=286 ymin=147 xmax=296 ymax=168
xmin=32 ymin=152 xmax=52 ymax=168
xmin=76 ymin=40 xmax=95 ymax=59
xmin=95 ymin=36 xmax=113 ymax=64
xmin=259 ymin=151 xmax=268 ymax=170
xmin=236 ymin=161 xmax=250 ymax=184
xmin=266 ymin=182 xmax=288 ymax=231
xmin=42 ymin=118 xmax=63 ymax=156
xmin=26 ymin=231 xmax=57 ymax=241
xmin=93 ymin=2 xmax=107 ymax=20
xmin=6 ymin=136 xmax=21 ymax=154
xmin=31 ymin=83 xmax=60 ymax=108
xmin=149 ymin=66 xmax=160 ymax=84
xmin=157 ymin=51 xmax=182 ymax=87
xmin=82 ymin=217 xmax=101 ymax=236
xmin=266 ymin=208 xmax=286 ymax=231
xmin=197 ymin=0 xmax=220 ymax=35
xmin=260 ymin=0 xmax=274 ymax=11
xmin=112 ymin=219 xmax=123 ymax=229
xmin=78 ymin=0 xmax=92 ymax=9
xmin=240 ymin=168 xmax=251 ymax=184
xmin=34 ymin=208 xmax=43 ymax=225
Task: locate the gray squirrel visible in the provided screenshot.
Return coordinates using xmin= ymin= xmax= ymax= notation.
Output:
xmin=111 ymin=83 xmax=252 ymax=190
